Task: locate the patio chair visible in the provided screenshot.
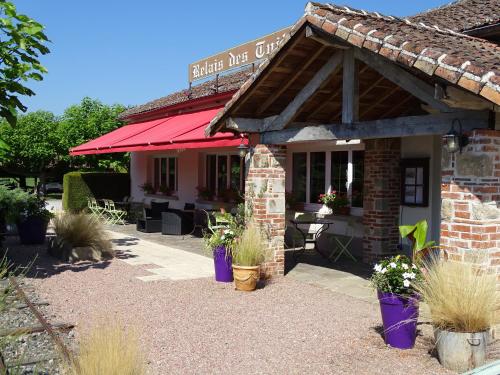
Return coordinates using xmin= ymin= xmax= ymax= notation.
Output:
xmin=87 ymin=197 xmax=106 ymax=221
xmin=185 ymin=209 xmax=207 ymax=238
xmin=136 ymin=201 xmax=169 ymax=233
xmin=161 ymin=209 xmax=193 ymax=236
xmin=328 ymin=217 xmax=357 ymax=262
xmin=102 ymin=199 xmax=127 ymax=225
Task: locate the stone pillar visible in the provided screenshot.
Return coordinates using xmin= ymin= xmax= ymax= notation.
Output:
xmin=362 ymin=138 xmax=401 ymax=263
xmin=245 ymin=144 xmax=286 ymax=278
xmin=440 ymin=129 xmax=500 ymax=280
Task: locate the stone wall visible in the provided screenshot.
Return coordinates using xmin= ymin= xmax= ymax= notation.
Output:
xmin=440 ymin=129 xmax=500 ymax=285
xmin=245 ymin=144 xmax=286 ymax=277
xmin=362 ymin=138 xmax=401 ymax=263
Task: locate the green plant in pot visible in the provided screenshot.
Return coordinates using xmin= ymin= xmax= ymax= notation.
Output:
xmin=139 ymin=182 xmax=155 ymax=195
xmin=414 ymin=257 xmax=498 ymax=373
xmin=399 ymin=219 xmax=435 ymax=263
xmin=203 ymin=226 xmax=236 ymax=283
xmin=371 ymin=254 xmax=422 ymax=349
xmin=16 ymin=193 xmax=53 ymax=245
xmin=231 ymin=222 xmax=267 ymax=292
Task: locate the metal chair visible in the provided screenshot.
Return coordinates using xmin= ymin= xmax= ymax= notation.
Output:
xmin=103 ymin=199 xmax=126 ymax=225
xmin=87 ymin=197 xmax=106 ymax=221
xmin=203 ymin=210 xmax=229 ymax=234
xmin=329 ymin=217 xmax=357 ymax=262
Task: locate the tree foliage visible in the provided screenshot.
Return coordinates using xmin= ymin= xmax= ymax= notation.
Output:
xmin=58 ymin=97 xmax=128 ymax=171
xmin=0 ymin=110 xmax=60 ymax=176
xmin=0 ymin=1 xmax=50 ymax=125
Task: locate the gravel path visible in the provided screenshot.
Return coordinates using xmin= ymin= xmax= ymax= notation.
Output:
xmin=8 ymin=242 xmax=451 ymax=375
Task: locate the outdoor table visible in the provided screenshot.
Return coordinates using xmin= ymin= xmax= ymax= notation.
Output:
xmin=290 ymin=218 xmax=334 ymax=262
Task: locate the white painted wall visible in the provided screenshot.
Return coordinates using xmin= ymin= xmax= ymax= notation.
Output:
xmin=399 ymin=135 xmax=442 ymax=248
xmin=130 ymin=147 xmax=241 ymax=210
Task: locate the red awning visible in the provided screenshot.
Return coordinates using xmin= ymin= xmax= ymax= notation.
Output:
xmin=69 ymin=107 xmax=246 ymax=155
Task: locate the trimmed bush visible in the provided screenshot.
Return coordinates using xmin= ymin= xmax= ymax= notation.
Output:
xmin=63 ymin=172 xmax=130 ymax=212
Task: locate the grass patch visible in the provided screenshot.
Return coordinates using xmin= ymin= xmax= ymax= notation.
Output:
xmin=68 ymin=323 xmax=146 ymax=375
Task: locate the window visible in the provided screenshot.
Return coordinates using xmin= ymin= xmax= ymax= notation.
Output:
xmin=292 ymin=153 xmax=307 ymax=202
xmin=153 ymin=157 xmax=177 ymax=192
xmin=331 ymin=151 xmax=348 ymax=194
xmin=401 ymin=158 xmax=429 ymax=207
xmin=205 ymin=154 xmax=245 ymax=197
xmin=291 ymin=148 xmax=364 ymax=210
xmin=310 ymin=152 xmax=325 ymax=203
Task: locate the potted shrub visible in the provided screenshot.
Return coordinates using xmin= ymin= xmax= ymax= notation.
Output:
xmin=203 ymin=226 xmax=236 ymax=282
xmin=139 ymin=182 xmax=155 ymax=195
xmin=318 ymin=191 xmax=350 ymax=215
xmin=16 ymin=193 xmax=53 ymax=245
xmin=158 ymin=184 xmax=173 ymax=196
xmin=196 ymin=186 xmax=214 ymax=201
xmin=399 ymin=219 xmax=435 ymax=262
xmin=231 ymin=223 xmax=267 ymax=291
xmin=371 ymin=254 xmax=422 ymax=349
xmin=415 ymin=258 xmax=498 ymax=372
xmin=49 ymin=212 xmax=114 ymax=262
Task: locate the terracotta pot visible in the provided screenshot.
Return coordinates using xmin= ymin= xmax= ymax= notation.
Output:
xmin=232 ymin=265 xmax=260 ymax=291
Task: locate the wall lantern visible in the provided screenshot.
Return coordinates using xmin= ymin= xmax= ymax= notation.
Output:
xmin=443 ymin=119 xmax=468 ymax=154
xmin=237 ymin=138 xmax=249 ymax=158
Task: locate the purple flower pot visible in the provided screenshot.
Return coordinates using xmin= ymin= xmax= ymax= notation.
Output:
xmin=377 ymin=291 xmax=419 ymax=349
xmin=213 ymin=245 xmax=233 ymax=282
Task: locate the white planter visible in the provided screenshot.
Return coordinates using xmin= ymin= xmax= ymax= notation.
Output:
xmin=318 ymin=205 xmax=333 ymax=215
xmin=434 ymin=328 xmax=489 ymax=373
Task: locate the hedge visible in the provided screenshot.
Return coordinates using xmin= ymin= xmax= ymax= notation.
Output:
xmin=62 ymin=172 xmax=130 ymax=212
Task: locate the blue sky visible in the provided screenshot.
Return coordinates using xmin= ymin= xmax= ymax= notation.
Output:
xmin=16 ymin=0 xmax=450 ymax=115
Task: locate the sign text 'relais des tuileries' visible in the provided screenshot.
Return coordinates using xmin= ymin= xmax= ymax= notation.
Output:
xmin=189 ymin=27 xmax=292 ymax=82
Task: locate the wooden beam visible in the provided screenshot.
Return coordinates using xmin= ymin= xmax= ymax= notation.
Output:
xmin=231 ymin=27 xmax=306 ymax=114
xmin=226 ymin=116 xmax=277 ymax=133
xmin=265 ymin=51 xmax=344 ymax=131
xmin=353 ymin=48 xmax=452 ymax=113
xmin=261 ymin=111 xmax=489 ymax=144
xmin=256 ymin=45 xmax=327 ymax=116
xmin=342 ymin=48 xmax=359 ymax=123
xmin=360 ymin=86 xmax=401 ymax=118
xmin=308 ymin=66 xmax=370 ymax=122
xmin=305 ymin=25 xmax=350 ymax=49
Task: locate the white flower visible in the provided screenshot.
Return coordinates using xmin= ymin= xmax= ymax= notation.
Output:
xmin=402 ymin=263 xmax=409 ymax=270
xmin=403 ymin=279 xmax=411 ymax=288
xmin=412 ymin=264 xmax=417 ymax=269
xmin=402 ymin=272 xmax=410 ymax=279
xmin=374 ymin=264 xmax=383 ymax=272
xmin=407 ymin=272 xmax=416 ymax=279
xmin=389 ymin=262 xmax=397 ymax=269
xmin=380 ymin=268 xmax=387 ymax=274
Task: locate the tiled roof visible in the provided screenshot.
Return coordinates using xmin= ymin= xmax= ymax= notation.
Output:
xmin=207 ymin=2 xmax=500 ymax=134
xmin=409 ymin=0 xmax=500 ymax=32
xmin=119 ymin=69 xmax=252 ymax=119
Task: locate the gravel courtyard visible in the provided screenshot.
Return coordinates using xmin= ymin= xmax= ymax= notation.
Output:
xmin=9 ymin=241 xmax=450 ymax=375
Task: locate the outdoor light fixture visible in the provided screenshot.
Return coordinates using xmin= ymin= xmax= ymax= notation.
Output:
xmin=237 ymin=138 xmax=249 ymax=158
xmin=443 ymin=119 xmax=468 ymax=154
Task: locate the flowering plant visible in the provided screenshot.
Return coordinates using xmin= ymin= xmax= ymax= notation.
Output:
xmin=370 ymin=255 xmax=422 ymax=296
xmin=318 ymin=191 xmax=337 ymax=207
xmin=203 ymin=227 xmax=237 ymax=254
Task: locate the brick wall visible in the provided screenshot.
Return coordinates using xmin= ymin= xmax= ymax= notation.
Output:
xmin=440 ymin=129 xmax=500 ymax=283
xmin=245 ymin=144 xmax=286 ymax=278
xmin=362 ymin=138 xmax=401 ymax=263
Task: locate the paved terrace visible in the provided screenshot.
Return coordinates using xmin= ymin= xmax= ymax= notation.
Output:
xmin=107 ymin=224 xmax=376 ymax=303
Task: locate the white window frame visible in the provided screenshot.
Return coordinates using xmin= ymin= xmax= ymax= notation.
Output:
xmin=289 ymin=142 xmax=365 ymax=216
xmin=205 ymin=152 xmax=244 ymax=196
xmin=152 ymin=155 xmax=178 ymax=193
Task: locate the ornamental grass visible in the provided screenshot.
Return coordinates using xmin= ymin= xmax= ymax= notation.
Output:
xmin=415 ymin=257 xmax=498 ymax=333
xmin=67 ymin=322 xmax=146 ymax=375
xmin=52 ymin=212 xmax=114 ymax=258
xmin=232 ymin=222 xmax=267 ymax=267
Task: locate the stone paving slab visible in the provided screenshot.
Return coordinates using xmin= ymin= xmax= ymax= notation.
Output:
xmin=107 ymin=230 xmax=214 ymax=282
xmin=287 ymin=262 xmax=378 ymax=304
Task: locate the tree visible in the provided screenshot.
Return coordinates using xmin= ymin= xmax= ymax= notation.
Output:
xmin=58 ymin=97 xmax=129 ymax=172
xmin=0 ymin=1 xmax=50 ymax=125
xmin=0 ymin=110 xmax=61 ymax=186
